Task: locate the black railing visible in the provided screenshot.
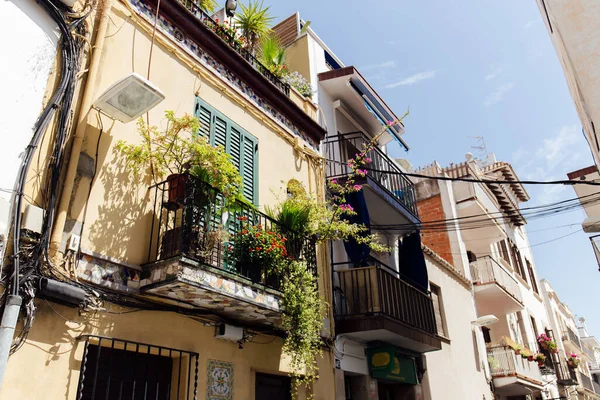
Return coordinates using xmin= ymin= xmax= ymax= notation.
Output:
xmin=76 ymin=335 xmax=199 ymax=400
xmin=555 ymin=357 xmax=578 ymax=386
xmin=580 ymin=373 xmax=594 ymax=392
xmin=147 ymin=175 xmax=317 ymax=291
xmin=565 ymin=327 xmax=583 ymax=349
xmin=333 ymin=261 xmax=437 ymax=336
xmin=176 ymin=0 xmax=290 ymax=96
xmin=324 ymin=132 xmax=418 ymax=218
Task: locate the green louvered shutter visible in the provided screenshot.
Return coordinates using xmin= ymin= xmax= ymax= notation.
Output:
xmin=195 ymin=100 xmax=212 ymax=138
xmin=213 ymin=115 xmax=228 ymax=149
xmin=229 ymin=126 xmax=242 ymax=173
xmin=241 ymin=132 xmax=258 ymax=205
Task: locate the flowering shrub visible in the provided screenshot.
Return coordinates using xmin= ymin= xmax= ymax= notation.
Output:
xmin=567 ymin=353 xmax=580 ymax=368
xmin=227 ymin=216 xmax=288 ymax=275
xmin=282 ymin=71 xmax=314 ymax=98
xmin=537 ymin=333 xmax=558 ymax=353
xmin=212 ymin=18 xmax=248 ymax=50
xmin=535 ymin=353 xmax=546 ymax=365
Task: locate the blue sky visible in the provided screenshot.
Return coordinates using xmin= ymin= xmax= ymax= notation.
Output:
xmin=264 ymin=1 xmax=600 ymax=334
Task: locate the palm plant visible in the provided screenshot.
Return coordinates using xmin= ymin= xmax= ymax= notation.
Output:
xmin=236 ymin=0 xmax=274 ymax=53
xmin=198 ymin=0 xmax=218 ymax=14
xmin=258 ymin=34 xmax=287 ymax=77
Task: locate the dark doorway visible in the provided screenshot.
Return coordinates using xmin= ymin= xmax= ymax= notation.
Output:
xmin=255 ymin=373 xmax=291 ymax=400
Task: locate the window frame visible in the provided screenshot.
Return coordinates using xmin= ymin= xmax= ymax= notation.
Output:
xmin=429 ymin=283 xmax=447 ymax=338
xmin=76 ymin=335 xmax=199 ymax=400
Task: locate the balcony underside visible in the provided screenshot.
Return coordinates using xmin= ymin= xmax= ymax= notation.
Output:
xmin=492 ymin=376 xmax=544 ymax=396
xmin=335 ymin=315 xmax=442 ymax=353
xmin=353 ymin=175 xmax=420 ymax=228
xmin=455 ymin=199 xmax=505 ymax=253
xmin=473 ymin=282 xmax=524 ymax=315
xmin=141 ymin=256 xmax=282 ymax=326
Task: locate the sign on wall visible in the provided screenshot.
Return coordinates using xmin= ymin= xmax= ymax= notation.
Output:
xmin=367 ymin=347 xmax=418 ymax=385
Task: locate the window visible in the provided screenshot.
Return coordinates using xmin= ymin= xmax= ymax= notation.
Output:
xmin=255 ymin=373 xmax=291 ymax=400
xmin=194 ymin=97 xmax=258 ymax=204
xmin=526 ymin=259 xmax=539 ymax=294
xmin=508 ymin=241 xmax=526 ymax=280
xmin=482 ymin=327 xmax=492 ymax=344
xmin=498 ymin=240 xmax=511 ymax=265
xmin=430 ymin=284 xmax=446 ymax=337
xmin=531 ymin=316 xmax=539 ymax=337
xmin=77 ymin=336 xmax=198 ymax=400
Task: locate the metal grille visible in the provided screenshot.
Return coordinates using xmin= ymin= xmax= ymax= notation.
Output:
xmin=76 ymin=336 xmax=199 ymax=400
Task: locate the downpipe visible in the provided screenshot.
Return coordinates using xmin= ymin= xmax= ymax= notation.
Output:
xmin=0 ymin=295 xmax=22 ymax=389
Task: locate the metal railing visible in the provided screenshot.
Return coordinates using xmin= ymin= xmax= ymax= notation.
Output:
xmin=147 ymin=175 xmax=317 ymax=291
xmin=76 ymin=335 xmax=199 ymax=400
xmin=470 ymin=256 xmax=523 ymax=304
xmin=487 ymin=346 xmax=543 ymax=383
xmin=176 ymin=0 xmax=290 ymax=96
xmin=333 ymin=261 xmax=437 ymax=336
xmin=555 ymin=357 xmax=578 ymax=385
xmin=564 ymin=327 xmax=583 ymax=350
xmin=323 ymin=132 xmax=418 ymax=218
xmin=593 ymin=379 xmax=600 ymax=394
xmin=580 ymin=373 xmax=594 ymax=392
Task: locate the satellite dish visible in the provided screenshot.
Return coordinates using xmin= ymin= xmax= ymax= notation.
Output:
xmin=472 ymin=315 xmax=499 ymax=327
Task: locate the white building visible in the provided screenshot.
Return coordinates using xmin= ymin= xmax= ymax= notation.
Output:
xmin=274 ymin=13 xmax=492 ymax=400
xmin=415 ymin=155 xmax=559 ymax=399
xmin=535 ymin=0 xmax=600 ymax=169
xmin=541 ymin=280 xmax=600 ymax=399
xmin=578 ymin=318 xmax=600 ymax=394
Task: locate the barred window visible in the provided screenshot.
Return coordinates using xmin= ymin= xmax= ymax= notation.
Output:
xmin=76 ymin=336 xmax=198 ymax=400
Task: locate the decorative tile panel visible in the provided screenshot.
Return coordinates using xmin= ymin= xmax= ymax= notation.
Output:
xmin=206 ymin=360 xmax=234 ymax=400
xmin=77 ymin=254 xmax=140 ymax=293
xmin=127 ymin=0 xmax=319 ymax=150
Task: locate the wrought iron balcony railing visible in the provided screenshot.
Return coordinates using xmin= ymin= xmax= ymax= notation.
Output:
xmin=324 ymin=132 xmax=418 ymax=219
xmin=564 ymin=327 xmax=583 ymax=350
xmin=333 ymin=260 xmax=437 ymax=336
xmin=176 ymin=0 xmax=290 ymax=96
xmin=470 ymin=256 xmax=524 ymax=304
xmin=147 ymin=174 xmax=316 ymax=291
xmin=487 ymin=345 xmax=543 ymax=383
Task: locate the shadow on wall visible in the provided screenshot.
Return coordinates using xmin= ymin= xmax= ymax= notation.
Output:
xmin=86 ymin=141 xmax=154 ymax=265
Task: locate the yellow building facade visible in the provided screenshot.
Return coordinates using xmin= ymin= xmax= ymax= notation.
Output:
xmin=0 ymin=0 xmax=334 ymax=398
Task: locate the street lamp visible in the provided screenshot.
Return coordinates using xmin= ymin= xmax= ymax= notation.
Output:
xmin=225 ymin=0 xmax=237 ymax=17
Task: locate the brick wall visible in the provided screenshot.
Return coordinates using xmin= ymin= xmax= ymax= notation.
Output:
xmin=417 ymin=194 xmax=453 ymax=265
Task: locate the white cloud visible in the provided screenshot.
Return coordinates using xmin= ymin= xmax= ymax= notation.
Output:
xmin=385 ymin=71 xmax=437 ymax=88
xmin=512 ymin=124 xmax=584 ymax=204
xmin=485 ymin=65 xmax=503 ymax=81
xmin=484 ymin=82 xmax=515 ymax=107
xmin=360 ymin=61 xmax=396 ymax=72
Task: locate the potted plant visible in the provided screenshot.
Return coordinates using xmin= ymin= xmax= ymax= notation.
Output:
xmin=535 ymin=353 xmax=546 ymax=367
xmin=567 ymin=353 xmax=580 ymax=368
xmin=537 ymin=333 xmax=558 ymax=353
xmin=116 ymin=111 xmax=243 ymax=206
xmin=521 ymin=352 xmax=529 ymax=360
xmin=236 ymin=0 xmax=274 ymax=53
xmin=513 ymin=344 xmax=523 ymax=355
xmin=487 ymin=355 xmax=499 ymax=370
xmin=227 ymin=216 xmax=288 ymax=284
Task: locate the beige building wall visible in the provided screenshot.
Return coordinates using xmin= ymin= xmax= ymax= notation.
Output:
xmin=5 ymin=0 xmax=333 ymax=398
xmin=536 ymin=0 xmax=600 ymax=168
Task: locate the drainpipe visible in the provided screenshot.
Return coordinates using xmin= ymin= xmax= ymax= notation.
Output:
xmin=0 ymin=295 xmax=22 ymax=389
xmin=49 ymin=0 xmax=111 ymax=255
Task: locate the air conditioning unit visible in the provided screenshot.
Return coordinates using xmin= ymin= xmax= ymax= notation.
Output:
xmin=215 ymin=324 xmax=244 ymax=342
xmin=22 ymin=204 xmax=45 ymax=234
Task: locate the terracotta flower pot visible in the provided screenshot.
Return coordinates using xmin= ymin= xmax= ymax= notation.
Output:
xmin=540 ymin=342 xmax=549 ymax=350
xmin=538 ymin=361 xmax=545 ymax=367
xmin=527 ymin=355 xmax=534 ymax=361
xmin=515 ymin=349 xmax=521 ymax=355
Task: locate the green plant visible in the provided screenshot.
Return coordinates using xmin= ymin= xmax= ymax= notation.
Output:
xmin=115 ymin=111 xmax=243 ymax=200
xmin=535 ymin=353 xmax=546 ymax=363
xmin=198 ymin=0 xmax=218 ymax=13
xmin=487 ymin=355 xmax=499 ymax=370
xmin=236 ymin=0 xmax=274 ymax=52
xmin=227 ymin=216 xmax=288 ymax=276
xmin=258 ymin=34 xmax=287 ymax=77
xmin=213 ymin=18 xmax=248 ymax=49
xmin=282 ymin=72 xmax=314 ymax=98
xmin=280 ymin=260 xmax=325 ymax=399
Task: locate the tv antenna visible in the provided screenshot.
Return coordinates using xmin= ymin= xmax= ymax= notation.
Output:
xmin=468 ymin=136 xmax=488 ymax=159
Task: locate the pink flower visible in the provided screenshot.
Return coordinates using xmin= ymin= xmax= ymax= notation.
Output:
xmin=330 ymin=179 xmax=338 ymax=185
xmin=387 ymin=120 xmax=394 ymax=125
xmin=355 ymin=169 xmax=367 ymax=176
xmin=353 ymin=185 xmax=362 ymax=191
xmin=339 ymin=204 xmax=354 ymax=212
xmin=363 ymin=157 xmax=372 ymax=163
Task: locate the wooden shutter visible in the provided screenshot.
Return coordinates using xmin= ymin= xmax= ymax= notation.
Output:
xmin=213 ymin=115 xmax=228 ymax=149
xmin=241 ymin=132 xmax=258 ymax=204
xmin=195 ymin=100 xmax=212 ymax=138
xmin=430 ymin=285 xmax=445 ymax=337
xmin=229 ymin=126 xmax=242 ymax=172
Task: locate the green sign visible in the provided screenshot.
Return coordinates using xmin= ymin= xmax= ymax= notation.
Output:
xmin=367 ymin=347 xmax=418 ymax=385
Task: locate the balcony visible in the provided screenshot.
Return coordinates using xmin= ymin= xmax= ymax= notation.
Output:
xmin=333 ymin=261 xmax=441 ymax=353
xmin=563 ymin=327 xmax=583 ymax=352
xmin=487 ymin=345 xmax=544 ymax=396
xmin=324 ymin=132 xmax=419 ymax=229
xmin=470 ymin=257 xmax=524 ymax=316
xmin=555 ymin=358 xmax=579 ymax=386
xmin=142 ymin=175 xmax=317 ymax=326
xmin=579 ymin=373 xmax=596 ymax=394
